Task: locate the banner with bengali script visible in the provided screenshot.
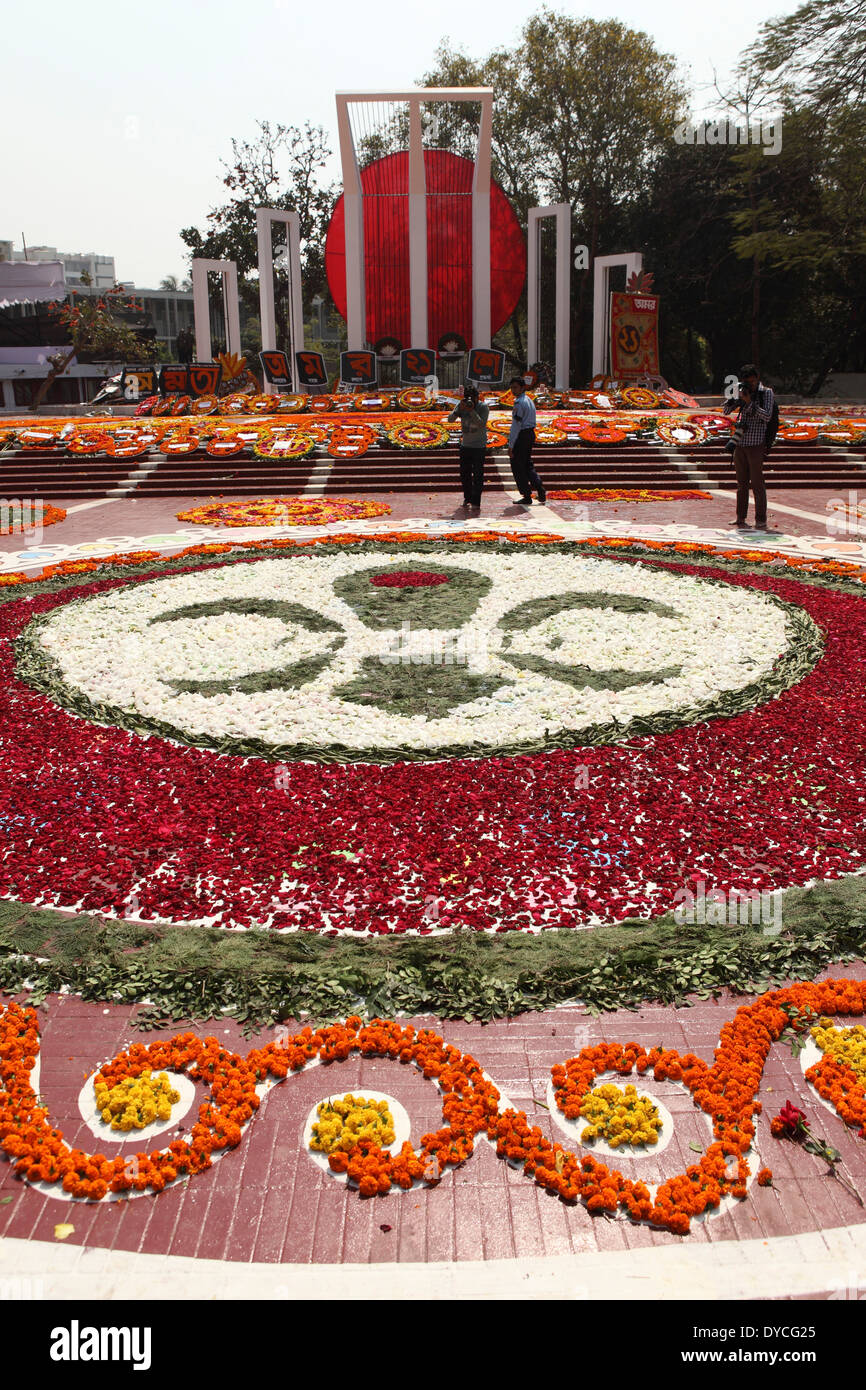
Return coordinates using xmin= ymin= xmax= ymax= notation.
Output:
xmin=609 ymin=293 xmax=660 ymax=376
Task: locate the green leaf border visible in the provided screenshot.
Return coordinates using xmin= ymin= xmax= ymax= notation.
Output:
xmin=10 ymin=540 xmax=826 ymax=765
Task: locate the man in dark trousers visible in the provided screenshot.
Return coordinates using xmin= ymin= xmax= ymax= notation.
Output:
xmin=507 ymin=376 xmax=546 ymax=504
xmin=723 ymin=363 xmax=775 ymax=530
xmin=448 ymin=384 xmax=489 ymax=509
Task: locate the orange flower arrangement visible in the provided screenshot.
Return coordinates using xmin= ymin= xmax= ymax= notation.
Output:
xmin=2 ymin=532 xmax=865 ymax=591
xmin=2 ymin=980 xmax=865 ymax=1227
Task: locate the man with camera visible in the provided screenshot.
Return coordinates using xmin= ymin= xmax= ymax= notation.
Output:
xmin=448 ymin=385 xmax=489 ymax=510
xmin=723 ymin=364 xmax=776 ymax=531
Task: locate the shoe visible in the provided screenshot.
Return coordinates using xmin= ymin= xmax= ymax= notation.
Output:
xmin=536 ymin=484 xmax=547 ymax=504
xmin=731 ymin=520 xmax=750 ymax=529
xmin=518 ymin=495 xmax=532 ymax=505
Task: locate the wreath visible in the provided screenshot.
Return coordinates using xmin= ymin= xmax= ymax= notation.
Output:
xmin=205 ymin=432 xmax=247 ymax=458
xmin=252 ymin=431 xmax=316 ymax=460
xmin=577 ymin=423 xmax=629 ymax=445
xmin=189 ymin=395 xmax=220 ymax=416
xmin=104 ymin=432 xmax=154 ymax=459
xmin=248 ymin=394 xmax=281 ymax=415
xmin=437 ymin=331 xmax=466 ymax=356
xmin=534 ymin=425 xmax=567 ymax=446
xmin=327 ymin=424 xmax=377 ymax=459
xmin=688 ymin=413 xmax=733 ymax=435
xmin=397 ymin=387 xmax=431 ymax=411
xmin=777 ymin=424 xmax=819 ymax=441
xmin=820 ymin=428 xmax=865 ymax=445
xmin=159 ymin=433 xmax=201 ymax=456
xmin=308 ymin=395 xmax=334 ymax=412
xmin=274 ymin=395 xmax=307 ymax=414
xmin=152 ymin=396 xmax=177 ymax=417
xmin=65 ymin=430 xmax=112 ymax=455
xmin=656 ymin=420 xmax=708 ymax=447
xmin=219 ymin=393 xmax=255 ymax=415
xmin=16 ymin=428 xmax=62 ymax=450
xmin=485 ymin=430 xmax=509 ymax=451
xmin=134 ymin=395 xmax=160 ymax=417
xmin=387 ymin=421 xmax=449 ymax=449
xmin=353 ymin=393 xmax=390 ymax=411
xmin=620 ymin=386 xmax=662 ymax=409
xmin=170 ymin=395 xmax=192 ymax=416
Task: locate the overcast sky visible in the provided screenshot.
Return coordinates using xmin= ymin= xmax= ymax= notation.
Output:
xmin=4 ymin=0 xmax=793 ymax=287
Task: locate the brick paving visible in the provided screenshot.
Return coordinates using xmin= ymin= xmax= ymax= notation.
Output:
xmin=2 ymin=961 xmax=864 ymax=1268
xmin=0 ymin=486 xmax=858 ymax=559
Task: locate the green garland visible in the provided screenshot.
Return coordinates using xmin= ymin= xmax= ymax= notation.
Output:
xmin=0 ymin=876 xmax=864 ymax=1029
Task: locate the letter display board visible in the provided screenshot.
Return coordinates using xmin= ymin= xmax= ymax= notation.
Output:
xmin=339 ymin=350 xmax=377 ymax=387
xmin=399 ymin=348 xmax=436 ymax=384
xmin=609 ymin=293 xmax=660 ymax=376
xmin=188 ymin=363 xmax=223 ymax=397
xmin=120 ymin=367 xmax=158 ymax=401
xmin=295 ymin=350 xmax=329 ymax=388
xmin=158 ymin=364 xmax=190 ymax=395
xmin=259 ymin=351 xmax=293 ymax=389
xmin=466 ymin=348 xmax=505 ymax=385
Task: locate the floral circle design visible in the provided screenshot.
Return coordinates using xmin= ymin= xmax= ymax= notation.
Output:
xmin=175 ymin=498 xmax=392 ymax=527
xmin=13 ymin=548 xmax=817 ymax=764
xmin=0 ymin=539 xmax=864 ymax=933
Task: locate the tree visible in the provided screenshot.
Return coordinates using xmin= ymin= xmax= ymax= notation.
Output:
xmin=752 ymin=0 xmax=866 ymax=107
xmin=420 ymin=12 xmax=688 ymax=376
xmin=159 ymin=274 xmax=192 ymax=291
xmin=180 ymin=120 xmax=337 ymax=355
xmin=30 ymin=275 xmax=159 ymax=411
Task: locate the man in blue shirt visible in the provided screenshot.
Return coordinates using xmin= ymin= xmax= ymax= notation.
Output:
xmin=507 ymin=376 xmax=546 ymax=505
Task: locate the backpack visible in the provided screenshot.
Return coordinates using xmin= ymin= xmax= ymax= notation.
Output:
xmin=758 ymin=388 xmax=779 ymax=452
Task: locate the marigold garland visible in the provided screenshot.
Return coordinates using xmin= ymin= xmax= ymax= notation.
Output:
xmin=2 ymin=979 xmax=864 ymax=1227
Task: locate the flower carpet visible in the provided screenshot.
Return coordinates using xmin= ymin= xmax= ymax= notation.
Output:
xmin=0 ymin=501 xmax=864 ymax=1301
xmin=1 ymin=534 xmax=863 ymax=932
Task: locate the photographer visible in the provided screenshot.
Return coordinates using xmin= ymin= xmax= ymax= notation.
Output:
xmin=723 ymin=364 xmax=776 ymax=531
xmin=448 ymin=385 xmax=489 ymax=510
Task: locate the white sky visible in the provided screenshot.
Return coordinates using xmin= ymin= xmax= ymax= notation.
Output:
xmin=3 ymin=0 xmax=794 ymax=288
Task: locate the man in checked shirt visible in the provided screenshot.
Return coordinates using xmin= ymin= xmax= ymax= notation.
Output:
xmin=723 ymin=363 xmax=776 ymax=530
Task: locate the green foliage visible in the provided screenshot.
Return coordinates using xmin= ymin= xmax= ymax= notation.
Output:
xmin=752 ymin=0 xmax=866 ymax=107
xmin=0 ymin=876 xmax=863 ymax=1030
xmin=180 ymin=120 xmax=337 ymax=348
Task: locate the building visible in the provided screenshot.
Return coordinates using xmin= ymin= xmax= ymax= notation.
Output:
xmin=1 ymin=242 xmax=117 ymax=290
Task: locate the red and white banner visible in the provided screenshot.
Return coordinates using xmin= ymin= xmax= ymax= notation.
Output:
xmin=610 ymin=292 xmax=660 ymax=376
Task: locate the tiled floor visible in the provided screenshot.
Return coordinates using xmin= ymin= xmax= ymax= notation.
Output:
xmin=2 ymin=962 xmax=864 ymax=1267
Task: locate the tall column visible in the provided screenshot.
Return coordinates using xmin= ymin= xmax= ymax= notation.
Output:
xmin=336 ymin=97 xmax=366 ymax=350
xmin=471 ymin=92 xmax=493 ymax=348
xmin=408 ymin=97 xmax=428 ymax=347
